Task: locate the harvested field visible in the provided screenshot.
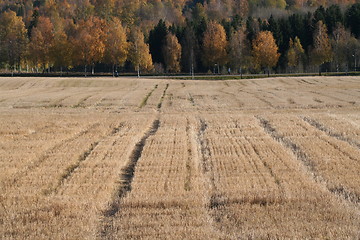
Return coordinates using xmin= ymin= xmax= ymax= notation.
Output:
xmin=0 ymin=76 xmax=360 ymax=239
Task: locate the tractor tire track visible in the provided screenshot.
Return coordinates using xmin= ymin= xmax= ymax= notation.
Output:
xmin=302 ymin=116 xmax=360 ymax=150
xmin=99 ymin=118 xmax=160 ymax=238
xmin=157 ymin=83 xmax=169 ymax=110
xmin=3 ymin=122 xmax=101 ymax=187
xmin=48 ymin=123 xmax=127 ymax=195
xmin=257 ymin=116 xmax=360 ymax=206
xmin=194 ymin=118 xmax=234 ymax=239
xmin=139 ymin=84 xmax=158 ymax=108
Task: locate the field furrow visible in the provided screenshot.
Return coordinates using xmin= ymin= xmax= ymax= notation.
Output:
xmin=260 ymin=115 xmax=360 ymax=203
xmin=1 ymin=76 xmax=360 ymax=239
xmin=195 ymin=114 xmax=360 ymax=238
xmin=100 ymin=115 xmax=218 ymax=239
xmin=303 ymin=114 xmax=360 ymax=149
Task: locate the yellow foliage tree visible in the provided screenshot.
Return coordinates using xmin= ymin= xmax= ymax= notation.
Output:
xmin=287 ymin=36 xmax=305 ymax=71
xmin=50 ymin=28 xmax=73 ymax=74
xmin=163 ymin=33 xmax=182 ymax=73
xmin=94 ymin=0 xmax=115 ymax=20
xmin=0 ymin=10 xmax=27 ymax=73
xmin=252 ymin=31 xmax=280 ymax=75
xmin=128 ymin=27 xmax=153 ymax=77
xmin=202 ymin=21 xmax=227 ymax=72
xmin=72 ymin=17 xmax=106 ymax=76
xmin=28 ymin=16 xmax=54 ymax=71
xmin=104 ymin=17 xmax=128 ymax=76
xmin=311 ymin=21 xmax=332 ymax=74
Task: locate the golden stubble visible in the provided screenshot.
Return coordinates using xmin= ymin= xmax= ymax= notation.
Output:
xmin=0 ymin=76 xmax=359 ymax=239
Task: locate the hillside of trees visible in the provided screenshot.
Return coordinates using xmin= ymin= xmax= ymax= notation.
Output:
xmin=0 ymin=0 xmax=360 ymax=75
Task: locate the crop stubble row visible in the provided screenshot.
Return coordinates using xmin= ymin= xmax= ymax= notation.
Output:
xmin=1 ymin=76 xmax=360 ymax=239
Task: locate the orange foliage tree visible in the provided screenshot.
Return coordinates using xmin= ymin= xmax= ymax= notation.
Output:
xmin=252 ymin=31 xmax=280 ymax=75
xmin=0 ymin=10 xmax=27 ymax=73
xmin=163 ymin=33 xmax=182 ymax=73
xmin=28 ymin=16 xmax=54 ymax=72
xmin=72 ymin=17 xmax=106 ymax=76
xmin=50 ymin=26 xmax=73 ymax=74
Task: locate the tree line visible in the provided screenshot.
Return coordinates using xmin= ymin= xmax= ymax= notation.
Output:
xmin=0 ymin=1 xmax=359 ymax=76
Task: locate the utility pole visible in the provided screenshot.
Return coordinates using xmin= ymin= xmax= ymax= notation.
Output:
xmin=191 ymin=49 xmax=194 ymax=80
xmin=355 ymin=54 xmax=357 ymax=71
xmin=353 ymin=53 xmax=357 ymax=71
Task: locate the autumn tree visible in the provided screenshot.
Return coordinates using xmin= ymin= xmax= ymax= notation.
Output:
xmin=74 ymin=0 xmax=95 ymax=21
xmin=234 ymin=0 xmax=249 ymax=19
xmin=332 ymin=24 xmax=350 ymax=72
xmin=229 ymin=27 xmax=250 ymax=76
xmin=249 ymin=0 xmax=286 ymax=10
xmin=50 ymin=27 xmax=73 ymax=74
xmin=205 ymin=0 xmax=228 ymax=21
xmin=311 ymin=21 xmax=332 ymax=75
xmin=163 ymin=33 xmax=182 ymax=73
xmin=202 ymin=21 xmax=227 ymax=72
xmin=94 ymin=0 xmax=115 ymax=20
xmin=72 ymin=17 xmax=106 ymax=76
xmin=28 ymin=16 xmax=54 ymax=72
xmin=252 ymin=31 xmax=280 ymax=76
xmin=0 ymin=10 xmax=28 ymax=74
xmin=104 ymin=18 xmax=128 ymax=76
xmin=128 ymin=27 xmax=153 ymax=77
xmin=332 ymin=24 xmax=360 ymax=72
xmin=287 ymin=36 xmax=305 ymax=72
xmin=113 ymin=1 xmax=141 ymax=26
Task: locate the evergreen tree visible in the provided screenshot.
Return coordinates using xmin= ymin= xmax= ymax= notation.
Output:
xmin=325 ymin=5 xmax=343 ymax=35
xmin=28 ymin=9 xmax=39 ymax=38
xmin=246 ymin=17 xmax=259 ymax=42
xmin=267 ymin=15 xmax=281 ymax=47
xmin=181 ymin=23 xmax=198 ymax=74
xmin=345 ymin=3 xmax=360 ymax=38
xmin=313 ymin=6 xmax=326 ymax=25
xmin=148 ymin=19 xmax=168 ymax=66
